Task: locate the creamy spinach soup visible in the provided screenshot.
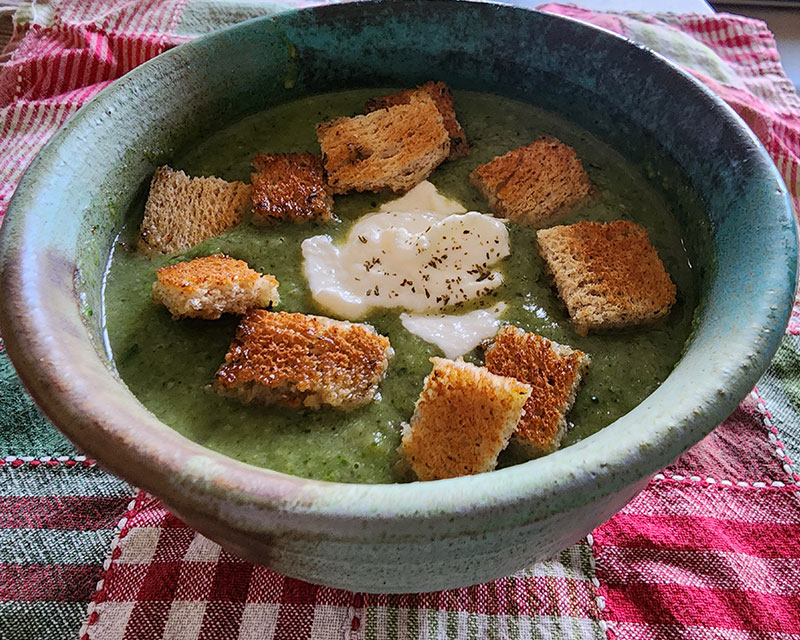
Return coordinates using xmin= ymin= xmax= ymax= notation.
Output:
xmin=103 ymin=89 xmax=697 ymax=483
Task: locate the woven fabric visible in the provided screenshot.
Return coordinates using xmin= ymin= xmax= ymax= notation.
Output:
xmin=0 ymin=0 xmax=188 ymax=220
xmin=80 ymin=402 xmax=800 ymax=640
xmin=0 ymin=461 xmax=133 ymax=640
xmin=0 ymin=342 xmax=75 ymax=458
xmin=758 ymin=334 xmax=800 ymax=467
xmin=1 ymin=2 xmax=800 ymax=640
xmin=80 ymin=494 xmax=605 ymax=640
xmin=592 ymin=479 xmax=800 ymax=638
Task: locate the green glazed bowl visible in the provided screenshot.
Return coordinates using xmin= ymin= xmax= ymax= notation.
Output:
xmin=0 ymin=1 xmax=796 ymax=592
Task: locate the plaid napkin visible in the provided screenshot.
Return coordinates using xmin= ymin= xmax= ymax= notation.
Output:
xmin=1 ymin=2 xmax=800 ymax=639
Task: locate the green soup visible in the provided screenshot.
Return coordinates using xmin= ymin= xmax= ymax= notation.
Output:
xmin=103 ymin=89 xmax=698 ymax=483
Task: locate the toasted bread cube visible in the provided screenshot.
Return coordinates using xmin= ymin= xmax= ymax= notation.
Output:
xmin=138 ymin=166 xmax=251 ymax=255
xmin=537 ymin=220 xmax=677 ymax=335
xmin=250 ymin=152 xmax=333 ymax=225
xmin=485 ymin=326 xmax=589 ymax=457
xmin=215 ymin=310 xmax=394 ymax=410
xmin=316 ymin=93 xmax=450 ymax=194
xmin=152 ymin=255 xmax=279 ymax=320
xmin=401 ymin=358 xmax=531 ymax=481
xmin=470 ymin=137 xmax=592 ymax=227
xmin=365 ymin=81 xmax=469 ymax=158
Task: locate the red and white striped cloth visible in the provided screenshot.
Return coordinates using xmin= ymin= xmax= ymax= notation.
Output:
xmin=0 ymin=0 xmax=188 ymax=218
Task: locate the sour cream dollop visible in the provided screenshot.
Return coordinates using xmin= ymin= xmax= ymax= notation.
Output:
xmin=400 ymin=303 xmax=507 ymax=359
xmin=301 ymin=181 xmax=509 ymax=320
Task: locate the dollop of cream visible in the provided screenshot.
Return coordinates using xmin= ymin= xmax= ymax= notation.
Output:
xmin=302 ymin=181 xmax=509 ymax=320
xmin=375 ymin=179 xmax=467 ymax=217
xmin=400 ymin=303 xmax=507 ymax=359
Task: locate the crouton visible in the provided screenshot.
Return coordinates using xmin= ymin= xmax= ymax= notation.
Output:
xmin=401 ymin=358 xmax=531 ymax=481
xmin=536 ymin=220 xmax=677 ymax=335
xmin=316 ymin=93 xmax=450 ymax=194
xmin=138 ymin=166 xmax=251 ymax=255
xmin=250 ymin=152 xmax=333 ymax=225
xmin=469 ymin=137 xmax=592 ymax=227
xmin=485 ymin=326 xmax=589 ymax=457
xmin=215 ymin=310 xmax=394 ymax=410
xmin=152 ymin=254 xmax=279 ymax=320
xmin=365 ymin=81 xmax=469 ymax=158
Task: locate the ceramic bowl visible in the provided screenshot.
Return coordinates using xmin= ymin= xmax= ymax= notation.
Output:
xmin=0 ymin=0 xmax=796 ymax=593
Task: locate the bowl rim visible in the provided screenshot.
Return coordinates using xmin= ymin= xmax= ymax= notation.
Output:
xmin=0 ymin=0 xmax=796 ymax=529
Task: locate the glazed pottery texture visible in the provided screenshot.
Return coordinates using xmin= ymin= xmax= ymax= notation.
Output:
xmin=0 ymin=1 xmax=796 ymax=592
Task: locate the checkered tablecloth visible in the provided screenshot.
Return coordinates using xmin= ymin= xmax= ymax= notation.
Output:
xmin=1 ymin=2 xmax=800 ymax=639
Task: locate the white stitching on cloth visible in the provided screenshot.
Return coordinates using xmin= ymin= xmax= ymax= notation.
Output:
xmin=1 ymin=455 xmax=96 ymax=467
xmin=78 ymin=490 xmax=142 ymax=640
xmin=751 ymin=387 xmax=800 ymax=484
xmin=585 ymin=533 xmax=613 ymax=638
xmin=652 ymin=471 xmax=795 ymax=489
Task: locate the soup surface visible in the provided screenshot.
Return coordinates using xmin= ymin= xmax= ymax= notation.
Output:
xmin=103 ymin=89 xmax=698 ymax=483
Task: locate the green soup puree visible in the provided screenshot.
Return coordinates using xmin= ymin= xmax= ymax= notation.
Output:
xmin=103 ymin=89 xmax=697 ymax=483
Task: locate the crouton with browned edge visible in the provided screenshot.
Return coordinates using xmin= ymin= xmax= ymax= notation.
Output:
xmin=250 ymin=153 xmax=333 ymax=225
xmin=470 ymin=137 xmax=592 ymax=227
xmin=485 ymin=326 xmax=589 ymax=457
xmin=401 ymin=357 xmax=531 ymax=481
xmin=215 ymin=310 xmax=394 ymax=410
xmin=365 ymin=81 xmax=469 ymax=158
xmin=138 ymin=166 xmax=251 ymax=255
xmin=316 ymin=93 xmax=450 ymax=194
xmin=536 ymin=220 xmax=677 ymax=335
xmin=152 ymin=254 xmax=279 ymax=320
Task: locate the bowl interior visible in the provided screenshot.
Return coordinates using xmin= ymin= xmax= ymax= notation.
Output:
xmin=0 ymin=0 xmax=795 ymax=523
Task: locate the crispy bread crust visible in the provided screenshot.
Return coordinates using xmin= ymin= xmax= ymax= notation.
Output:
xmin=365 ymin=81 xmax=469 ymax=158
xmin=469 ymin=137 xmax=592 ymax=227
xmin=152 ymin=254 xmax=279 ymax=320
xmin=215 ymin=310 xmax=393 ymax=410
xmin=485 ymin=326 xmax=589 ymax=457
xmin=250 ymin=152 xmax=333 ymax=224
xmin=138 ymin=166 xmax=251 ymax=255
xmin=316 ymin=93 xmax=450 ymax=194
xmin=536 ymin=220 xmax=677 ymax=335
xmin=401 ymin=358 xmax=531 ymax=481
